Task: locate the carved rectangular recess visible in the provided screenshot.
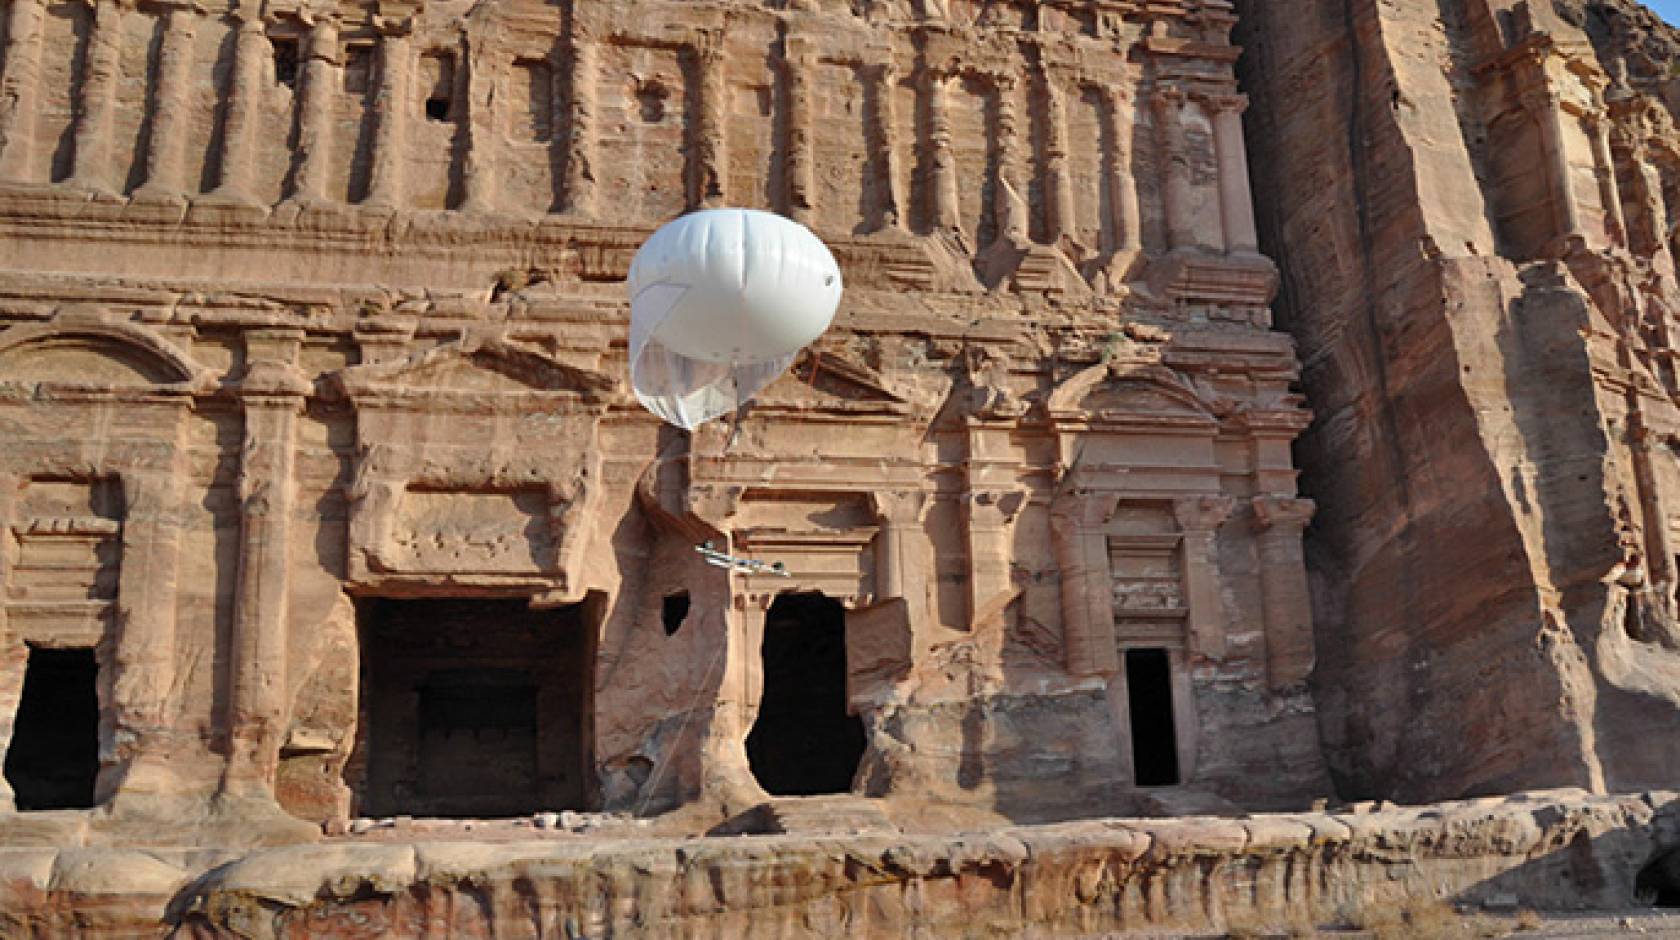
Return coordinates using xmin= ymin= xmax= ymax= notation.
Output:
xmin=387 ymin=487 xmax=556 ymax=575
xmin=6 ymin=479 xmax=123 ymax=645
xmin=1108 ymin=503 xmax=1186 ymax=646
xmin=596 ymin=39 xmax=693 ymax=223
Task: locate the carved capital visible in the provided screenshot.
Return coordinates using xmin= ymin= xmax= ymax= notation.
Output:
xmin=1151 ymin=85 xmax=1187 ymax=113
xmin=1252 ymin=495 xmax=1315 ymax=532
xmin=869 ymin=489 xmax=930 ymax=526
xmin=1173 ymin=494 xmax=1234 ymax=533
xmin=1051 ymin=488 xmax=1121 ymax=528
xmin=964 ymin=488 xmax=1027 ymax=526
xmin=1203 ymin=92 xmax=1248 ymax=116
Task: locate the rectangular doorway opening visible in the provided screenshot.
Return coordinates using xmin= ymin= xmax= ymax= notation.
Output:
xmin=4 ymin=646 xmax=100 ymax=810
xmin=353 ymin=597 xmax=593 ymax=817
xmin=1125 ymin=647 xmax=1180 ymax=787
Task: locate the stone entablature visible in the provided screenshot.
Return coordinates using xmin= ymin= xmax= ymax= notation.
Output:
xmin=0 ymin=0 xmax=1327 ymax=838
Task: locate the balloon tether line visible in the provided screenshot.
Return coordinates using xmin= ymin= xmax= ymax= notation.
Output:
xmin=635 ymin=631 xmax=727 ymax=818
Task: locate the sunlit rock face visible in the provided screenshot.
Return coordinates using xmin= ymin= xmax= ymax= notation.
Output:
xmin=1237 ymin=0 xmax=1680 ymax=803
xmin=0 ymin=0 xmax=1324 ymax=843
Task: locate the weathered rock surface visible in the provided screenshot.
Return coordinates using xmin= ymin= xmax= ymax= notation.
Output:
xmin=0 ymin=790 xmax=1667 ymax=937
xmin=1237 ymin=0 xmax=1680 ymax=803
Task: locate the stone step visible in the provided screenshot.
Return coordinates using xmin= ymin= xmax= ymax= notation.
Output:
xmin=713 ymin=796 xmax=898 ymax=836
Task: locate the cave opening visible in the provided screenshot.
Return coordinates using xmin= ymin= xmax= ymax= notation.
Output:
xmin=746 ymin=592 xmax=864 ymax=796
xmin=3 ymin=646 xmax=100 ymax=811
xmin=1126 ymin=647 xmax=1181 ymax=787
xmin=354 ymin=597 xmax=593 ymax=817
xmin=1638 ymin=849 xmax=1680 ymax=908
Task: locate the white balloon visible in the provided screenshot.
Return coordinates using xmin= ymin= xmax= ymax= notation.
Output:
xmin=628 ymin=209 xmax=843 ymax=430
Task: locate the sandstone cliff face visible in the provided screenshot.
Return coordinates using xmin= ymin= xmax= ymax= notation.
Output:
xmin=1237 ymin=0 xmax=1680 ymax=803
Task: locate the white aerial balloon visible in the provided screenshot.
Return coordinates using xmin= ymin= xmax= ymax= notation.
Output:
xmin=628 ymin=208 xmax=843 ymax=430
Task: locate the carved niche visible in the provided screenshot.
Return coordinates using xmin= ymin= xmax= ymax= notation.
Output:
xmin=333 ymin=336 xmax=618 ymax=599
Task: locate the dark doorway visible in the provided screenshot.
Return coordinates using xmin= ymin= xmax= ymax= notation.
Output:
xmin=4 ymin=647 xmax=100 ymax=810
xmin=746 ymin=593 xmax=865 ymax=796
xmin=1125 ymin=647 xmax=1180 ymax=787
xmin=354 ymin=598 xmax=592 ymax=817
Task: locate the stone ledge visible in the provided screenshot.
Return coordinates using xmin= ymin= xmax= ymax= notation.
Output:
xmin=0 ymin=789 xmax=1673 ymax=938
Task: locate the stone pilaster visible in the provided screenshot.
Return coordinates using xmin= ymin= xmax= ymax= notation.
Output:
xmin=993 ymin=74 xmax=1029 ymax=244
xmin=1153 ymin=86 xmax=1196 ymax=252
xmin=925 ymin=69 xmax=960 ymax=232
xmin=563 ymin=31 xmax=598 ymax=216
xmin=869 ymin=489 xmax=929 ymax=606
xmin=459 ymin=25 xmax=500 ymax=213
xmin=1101 ymin=84 xmax=1143 ymax=269
xmin=108 ymin=464 xmax=188 ymax=799
xmin=871 ymin=60 xmax=907 ymax=232
xmin=1586 ymin=113 xmax=1626 ymax=247
xmin=963 ymin=488 xmax=1024 ymax=630
xmin=208 ymin=3 xmax=273 ymax=203
xmin=1173 ymin=495 xmax=1234 ymax=661
xmin=694 ymin=40 xmax=728 ymax=208
xmin=1209 ymin=93 xmax=1259 ymax=255
xmin=1252 ymin=496 xmax=1316 ymax=689
xmin=1041 ymin=69 xmax=1077 ymax=251
xmin=0 ymin=0 xmax=48 ymax=181
xmin=286 ymin=16 xmax=341 ymax=205
xmin=364 ymin=27 xmax=413 ymax=208
xmin=222 ymin=331 xmax=309 ymax=798
xmin=135 ymin=3 xmax=202 ymax=200
xmin=1522 ymin=87 xmax=1582 ymax=247
xmin=1051 ymin=488 xmax=1121 ymax=677
xmin=782 ymin=37 xmax=815 ymax=224
xmin=68 ymin=0 xmax=126 ymax=194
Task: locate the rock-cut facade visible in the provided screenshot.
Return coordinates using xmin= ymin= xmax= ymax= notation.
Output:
xmin=0 ymin=0 xmax=1328 ymax=837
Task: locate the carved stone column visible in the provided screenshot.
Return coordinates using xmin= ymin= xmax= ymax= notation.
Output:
xmin=963 ymin=488 xmax=1024 ymax=629
xmin=1586 ymin=113 xmax=1627 ymax=246
xmin=993 ymin=74 xmax=1029 ymax=244
xmin=0 ymin=472 xmax=20 ymax=810
xmin=135 ymin=3 xmax=202 ymax=199
xmin=869 ymin=489 xmax=928 ymax=604
xmin=782 ymin=38 xmax=815 ymax=224
xmin=1101 ymin=84 xmax=1143 ymax=260
xmin=1051 ymin=488 xmax=1120 ymax=677
xmin=1173 ymin=495 xmax=1233 ymax=660
xmin=694 ymin=40 xmax=728 ymax=208
xmin=1523 ymin=88 xmax=1581 ymax=246
xmin=459 ymin=25 xmax=501 ymax=213
xmin=871 ymin=60 xmax=907 ymax=232
xmin=1153 ymin=86 xmax=1196 ymax=252
xmin=207 ymin=3 xmax=273 ymax=202
xmin=68 ymin=0 xmax=126 ymax=193
xmin=1042 ymin=70 xmax=1077 ymax=251
xmin=0 ymin=0 xmax=47 ymax=181
xmin=286 ymin=16 xmax=342 ymax=205
xmin=222 ymin=333 xmax=309 ymax=798
xmin=563 ymin=31 xmax=598 ymax=216
xmin=1209 ymin=93 xmax=1260 ymax=255
xmin=364 ymin=26 xmax=413 ymax=208
xmin=1252 ymin=496 xmax=1316 ymax=689
xmin=108 ymin=464 xmax=188 ymax=799
xmin=1628 ymin=151 xmax=1667 ymax=257
xmin=925 ymin=69 xmax=961 ymax=232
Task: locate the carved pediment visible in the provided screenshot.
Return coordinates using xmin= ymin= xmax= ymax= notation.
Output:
xmin=0 ymin=321 xmax=211 ymax=397
xmin=1047 ymin=362 xmax=1216 ymax=428
xmin=751 ymin=351 xmax=913 ymax=414
xmin=335 ymin=338 xmax=618 ymax=407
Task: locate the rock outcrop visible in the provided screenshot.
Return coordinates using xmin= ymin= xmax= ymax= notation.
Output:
xmin=1237 ymin=0 xmax=1680 ymax=803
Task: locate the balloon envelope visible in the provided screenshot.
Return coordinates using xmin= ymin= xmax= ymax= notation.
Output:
xmin=628 ymin=209 xmax=843 ymax=430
